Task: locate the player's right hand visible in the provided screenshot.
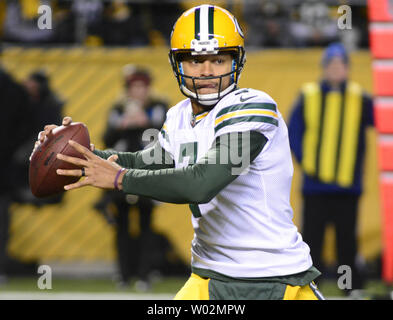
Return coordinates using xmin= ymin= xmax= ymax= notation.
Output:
xmin=30 ymin=116 xmax=73 ymax=161
xmin=30 ymin=117 xmax=95 ymax=161
xmin=41 ymin=116 xmax=73 ymax=142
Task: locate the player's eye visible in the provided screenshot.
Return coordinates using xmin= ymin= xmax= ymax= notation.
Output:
xmin=214 ymin=57 xmax=227 ymax=64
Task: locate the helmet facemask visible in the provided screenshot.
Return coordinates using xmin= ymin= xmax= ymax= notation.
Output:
xmin=169 ymin=47 xmax=246 ymax=107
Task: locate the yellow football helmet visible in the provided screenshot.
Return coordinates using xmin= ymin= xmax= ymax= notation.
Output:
xmin=169 ymin=5 xmax=246 ymax=106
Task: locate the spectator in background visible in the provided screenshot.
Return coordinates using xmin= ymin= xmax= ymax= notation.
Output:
xmin=0 ymin=49 xmax=30 ymax=284
xmin=287 ymin=43 xmax=374 ymax=296
xmin=289 ymin=0 xmax=338 ymax=47
xmin=71 ymin=0 xmax=103 ymax=44
xmin=50 ymin=0 xmax=76 ymax=44
xmin=23 ymin=70 xmax=64 ymax=167
xmin=91 ymin=0 xmax=149 ymax=46
xmin=24 ymin=70 xmax=64 ymax=126
xmin=94 ymin=65 xmax=168 ymax=291
xmin=3 ymin=0 xmax=55 ymax=43
xmin=142 ymin=0 xmax=182 ymax=46
xmin=0 ymin=52 xmax=65 ymax=282
xmin=243 ymin=0 xmax=291 ymax=48
xmin=2 ymin=0 xmax=84 ymax=45
xmin=15 ymin=70 xmax=65 ymax=204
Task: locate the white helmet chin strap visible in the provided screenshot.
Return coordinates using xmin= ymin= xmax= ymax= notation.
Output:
xmin=181 ymin=82 xmax=237 ymax=106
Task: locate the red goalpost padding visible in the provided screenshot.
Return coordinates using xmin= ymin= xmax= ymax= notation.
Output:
xmin=368 ymin=0 xmax=393 ymax=283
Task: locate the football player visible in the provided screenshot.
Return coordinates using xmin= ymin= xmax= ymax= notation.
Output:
xmin=34 ymin=5 xmax=324 ymax=300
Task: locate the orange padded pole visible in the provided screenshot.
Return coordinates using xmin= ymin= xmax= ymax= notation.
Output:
xmin=381 ymin=174 xmax=393 ymax=283
xmin=369 ymin=28 xmax=393 ymax=58
xmin=373 ymin=64 xmax=393 ymax=96
xmin=374 ymin=100 xmax=393 ymax=133
xmin=368 ymin=0 xmax=393 ymax=21
xmin=368 ymin=0 xmax=393 ymax=284
xmin=378 ymin=136 xmax=393 ymax=171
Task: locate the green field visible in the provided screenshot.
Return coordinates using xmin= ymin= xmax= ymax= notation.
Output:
xmin=0 ymin=276 xmax=391 ymax=300
xmin=0 ymin=276 xmax=185 ymax=294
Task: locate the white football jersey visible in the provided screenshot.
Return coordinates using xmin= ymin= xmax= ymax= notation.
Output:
xmin=158 ymin=88 xmax=312 ymax=278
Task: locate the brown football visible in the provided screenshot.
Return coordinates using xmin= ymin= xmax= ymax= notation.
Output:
xmin=29 ymin=122 xmax=90 ymax=198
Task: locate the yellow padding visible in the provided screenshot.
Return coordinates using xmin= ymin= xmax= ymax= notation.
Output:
xmin=319 ymin=91 xmax=342 ymax=183
xmin=336 ymin=82 xmax=362 ymax=187
xmin=174 ymin=273 xmax=210 ymax=300
xmin=302 ymin=82 xmax=321 ymax=176
xmin=21 ymin=0 xmax=40 ymax=19
xmin=283 ymin=284 xmax=319 ymax=300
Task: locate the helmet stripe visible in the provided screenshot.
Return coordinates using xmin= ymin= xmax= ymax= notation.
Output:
xmin=194 ymin=7 xmax=200 ymax=40
xmin=194 ymin=5 xmax=215 ymax=43
xmin=208 ymin=6 xmax=214 ymax=39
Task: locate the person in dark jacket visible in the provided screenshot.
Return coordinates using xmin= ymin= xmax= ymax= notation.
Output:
xmin=18 ymin=70 xmax=64 ymax=202
xmin=288 ymin=43 xmax=374 ymax=294
xmin=0 ymin=65 xmax=64 ymax=284
xmin=95 ymin=65 xmax=167 ymax=290
xmin=0 ymin=64 xmax=32 ymax=284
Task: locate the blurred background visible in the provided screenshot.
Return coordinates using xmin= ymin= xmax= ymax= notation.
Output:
xmin=0 ymin=0 xmax=390 ymax=299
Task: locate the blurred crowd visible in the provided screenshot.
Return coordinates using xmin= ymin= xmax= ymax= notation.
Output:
xmin=0 ymin=56 xmax=189 ymax=289
xmin=0 ymin=0 xmax=370 ymax=49
xmin=0 ymin=66 xmax=64 ymax=283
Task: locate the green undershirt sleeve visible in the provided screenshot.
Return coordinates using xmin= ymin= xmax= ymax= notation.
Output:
xmin=121 ymin=131 xmax=268 ymax=204
xmin=93 ymin=141 xmax=175 ymax=170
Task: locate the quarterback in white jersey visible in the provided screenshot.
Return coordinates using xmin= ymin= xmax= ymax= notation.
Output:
xmin=159 ymin=88 xmax=313 ymax=279
xmin=37 ymin=4 xmax=323 ymax=300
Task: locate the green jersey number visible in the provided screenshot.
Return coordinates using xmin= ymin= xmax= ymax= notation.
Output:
xmin=178 ymin=141 xmax=198 ymax=165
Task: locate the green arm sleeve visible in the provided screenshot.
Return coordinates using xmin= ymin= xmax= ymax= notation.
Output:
xmin=122 ymin=131 xmax=268 ymax=204
xmin=93 ymin=141 xmax=175 ymax=170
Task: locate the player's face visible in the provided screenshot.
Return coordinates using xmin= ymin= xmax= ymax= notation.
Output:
xmin=180 ymin=53 xmax=233 ymax=95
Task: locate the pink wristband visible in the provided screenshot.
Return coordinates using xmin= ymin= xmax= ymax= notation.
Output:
xmin=114 ymin=168 xmax=126 ymax=190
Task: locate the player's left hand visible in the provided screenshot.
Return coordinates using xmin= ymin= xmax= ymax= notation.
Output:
xmin=56 ymin=140 xmax=126 ymax=191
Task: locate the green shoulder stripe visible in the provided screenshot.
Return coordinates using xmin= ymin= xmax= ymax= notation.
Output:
xmin=216 ymin=102 xmax=277 ymax=118
xmin=160 ymin=128 xmax=169 ymax=142
xmin=215 ymin=115 xmax=278 ymax=133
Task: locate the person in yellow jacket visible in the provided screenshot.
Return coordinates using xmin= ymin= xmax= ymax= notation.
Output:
xmin=288 ymin=42 xmax=374 ymax=295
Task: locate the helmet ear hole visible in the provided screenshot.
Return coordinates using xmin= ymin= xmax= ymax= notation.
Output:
xmin=178 ymin=63 xmax=186 ymax=86
xmin=231 ymin=59 xmax=237 ymax=83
